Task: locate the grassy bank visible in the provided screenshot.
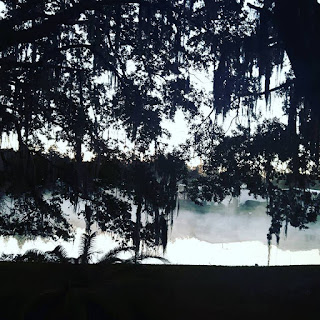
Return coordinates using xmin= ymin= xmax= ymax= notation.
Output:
xmin=1 ymin=262 xmax=320 ymax=319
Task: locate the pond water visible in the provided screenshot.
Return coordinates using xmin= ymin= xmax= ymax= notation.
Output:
xmin=1 ymin=189 xmax=320 ymax=266
xmin=166 ymin=192 xmax=320 ymax=266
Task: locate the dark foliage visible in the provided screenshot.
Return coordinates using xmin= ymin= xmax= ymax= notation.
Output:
xmin=1 ymin=0 xmax=320 ymax=252
xmin=186 ymin=118 xmax=320 ymax=243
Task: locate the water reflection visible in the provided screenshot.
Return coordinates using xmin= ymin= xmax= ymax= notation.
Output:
xmin=1 ymin=190 xmax=320 ymax=265
xmin=1 ymin=147 xmax=319 ymax=265
xmin=0 ymin=152 xmax=184 ymax=263
xmin=166 ymin=195 xmax=320 ymax=265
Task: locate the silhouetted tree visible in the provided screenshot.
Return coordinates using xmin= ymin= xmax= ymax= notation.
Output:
xmin=186 ymin=118 xmax=320 ymax=243
xmin=0 ymin=0 xmax=201 ymax=159
xmin=1 ymin=0 xmax=320 ymax=250
xmin=0 ymin=0 xmax=196 ymax=247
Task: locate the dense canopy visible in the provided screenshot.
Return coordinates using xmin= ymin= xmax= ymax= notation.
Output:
xmin=0 ymin=0 xmax=320 ymax=254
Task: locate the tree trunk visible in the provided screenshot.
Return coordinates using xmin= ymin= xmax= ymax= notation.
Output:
xmin=154 ymin=206 xmax=160 ymax=246
xmin=274 ymin=0 xmax=320 ymax=167
xmin=133 ymin=200 xmax=142 ymax=264
xmin=274 ymin=0 xmax=320 ymax=118
xmin=74 ymin=137 xmax=83 ymax=194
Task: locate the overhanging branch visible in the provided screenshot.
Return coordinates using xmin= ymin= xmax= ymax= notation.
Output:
xmin=0 ymin=0 xmax=148 ymax=52
xmin=240 ymin=79 xmax=295 ymax=98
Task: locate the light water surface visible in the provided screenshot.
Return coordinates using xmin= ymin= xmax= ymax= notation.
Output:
xmin=1 ymin=190 xmax=320 ymax=266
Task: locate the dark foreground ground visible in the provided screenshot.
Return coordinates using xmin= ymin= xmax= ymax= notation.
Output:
xmin=1 ymin=263 xmax=320 ymax=320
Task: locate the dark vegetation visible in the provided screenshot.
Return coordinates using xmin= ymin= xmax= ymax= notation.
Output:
xmin=0 ymin=0 xmax=319 ymax=259
xmin=1 ymin=0 xmax=320 ymax=318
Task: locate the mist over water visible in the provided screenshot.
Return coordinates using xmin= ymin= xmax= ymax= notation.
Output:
xmin=165 ymin=194 xmax=320 ymax=265
xmin=1 ymin=190 xmax=320 ymax=266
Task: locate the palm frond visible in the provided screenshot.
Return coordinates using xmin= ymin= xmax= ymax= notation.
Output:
xmin=103 ymin=246 xmax=135 ymax=259
xmin=123 ymin=254 xmax=170 ymax=265
xmin=139 ymin=255 xmax=170 ymax=264
xmin=0 ymin=253 xmax=15 ymax=262
xmin=45 ymin=245 xmax=70 ymax=263
xmin=78 ymin=231 xmax=97 ymax=264
xmin=97 ymin=246 xmax=135 ymax=264
xmin=97 ymin=256 xmax=124 ymax=264
xmin=14 ymin=249 xmax=49 ymax=263
xmin=122 ymin=257 xmax=141 ymax=264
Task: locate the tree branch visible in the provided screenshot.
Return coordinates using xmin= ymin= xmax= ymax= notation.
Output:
xmin=239 ymin=79 xmax=295 ymax=98
xmin=0 ymin=0 xmax=146 ymax=52
xmin=247 ymin=3 xmax=264 ymax=12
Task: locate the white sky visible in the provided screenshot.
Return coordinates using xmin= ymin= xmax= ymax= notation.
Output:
xmin=0 ymin=1 xmax=5 ymax=18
